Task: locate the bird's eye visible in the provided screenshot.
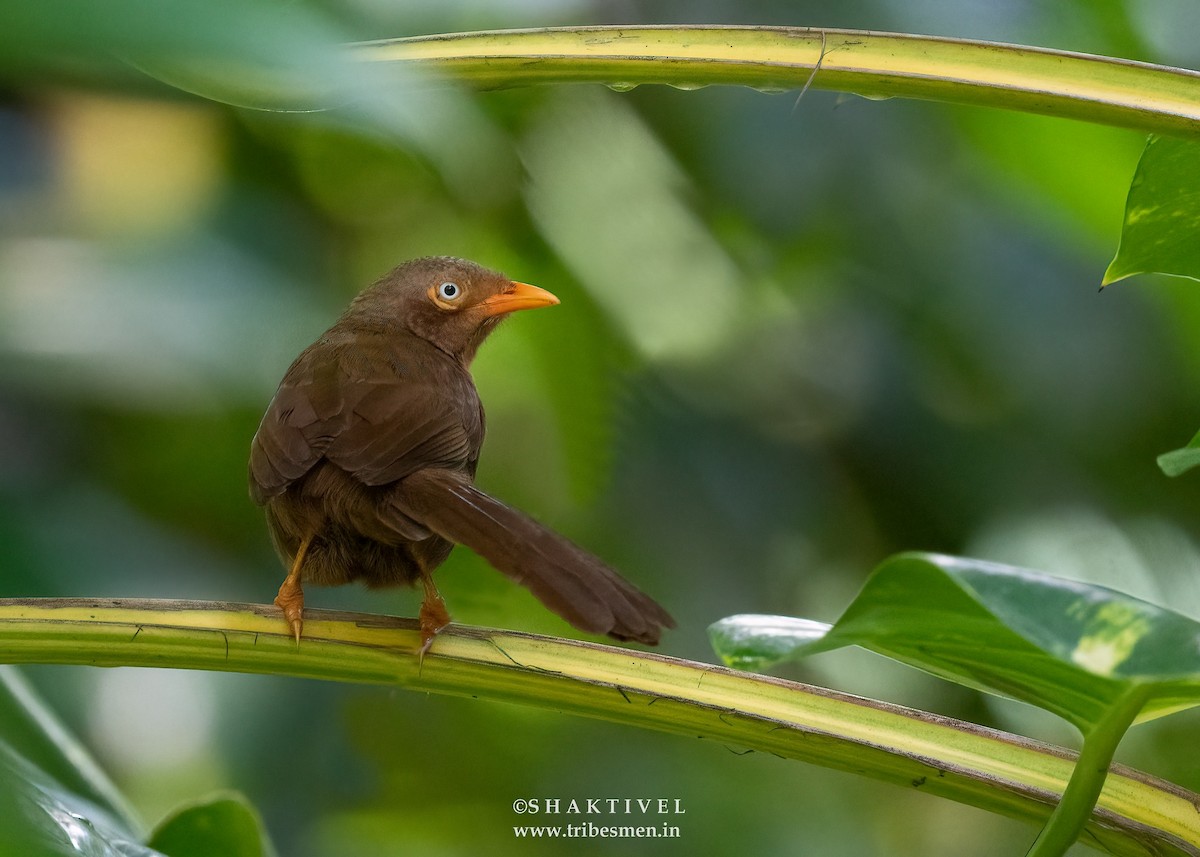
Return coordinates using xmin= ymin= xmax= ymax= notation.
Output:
xmin=437 ymin=282 xmax=461 ymax=301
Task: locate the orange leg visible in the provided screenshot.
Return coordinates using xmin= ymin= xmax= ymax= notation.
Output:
xmin=417 ymin=568 xmax=452 ymax=661
xmin=274 ymin=536 xmax=311 ymax=644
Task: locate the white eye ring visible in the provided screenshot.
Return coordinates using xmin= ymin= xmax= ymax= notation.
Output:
xmin=437 ymin=282 xmax=461 ymax=301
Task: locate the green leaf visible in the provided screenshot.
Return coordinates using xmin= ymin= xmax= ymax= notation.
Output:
xmin=0 ymin=741 xmax=159 ymax=857
xmin=704 ymin=615 xmax=832 ymax=673
xmin=1104 ymin=135 xmax=1200 ymax=285
xmin=1158 ymin=428 xmax=1200 ymax=476
xmin=0 ymin=667 xmax=154 ymax=855
xmin=1 ymin=0 xmax=350 ymax=110
xmin=0 ymin=667 xmax=277 ymax=857
xmin=709 ymin=552 xmax=1200 ymax=731
xmin=148 ymin=793 xmax=276 ymax=857
xmin=711 ymin=554 xmax=1200 ymax=854
xmin=0 ymin=667 xmax=137 ymax=827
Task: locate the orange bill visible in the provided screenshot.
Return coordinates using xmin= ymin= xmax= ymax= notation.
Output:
xmin=477 ymin=281 xmax=560 ymax=316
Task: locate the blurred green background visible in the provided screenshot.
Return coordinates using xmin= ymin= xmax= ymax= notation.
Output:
xmin=3 ymin=1 xmax=1200 ymax=854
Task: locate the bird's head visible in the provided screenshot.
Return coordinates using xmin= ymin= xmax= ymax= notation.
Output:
xmin=347 ymin=256 xmax=559 ymax=363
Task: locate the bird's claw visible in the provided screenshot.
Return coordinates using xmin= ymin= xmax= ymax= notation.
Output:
xmin=417 ymin=628 xmax=439 ymax=666
xmin=417 ymin=596 xmax=451 ymax=666
xmin=274 ymin=584 xmax=305 ymax=645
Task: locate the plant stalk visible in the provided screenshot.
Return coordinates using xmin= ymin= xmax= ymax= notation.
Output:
xmin=0 ymin=598 xmax=1196 ymax=856
xmin=354 ymin=25 xmax=1200 ymax=138
xmin=1027 ymin=686 xmax=1155 ymax=857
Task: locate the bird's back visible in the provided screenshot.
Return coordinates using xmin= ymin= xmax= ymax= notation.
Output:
xmin=250 ymin=324 xmax=485 ymax=584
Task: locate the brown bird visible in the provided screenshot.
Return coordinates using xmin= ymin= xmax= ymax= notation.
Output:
xmin=249 ymin=256 xmax=674 ymax=652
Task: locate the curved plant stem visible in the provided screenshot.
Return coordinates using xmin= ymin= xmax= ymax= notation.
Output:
xmin=0 ymin=598 xmax=1196 ymax=855
xmin=354 ymin=25 xmax=1200 ymax=138
xmin=1027 ymin=686 xmax=1155 ymax=857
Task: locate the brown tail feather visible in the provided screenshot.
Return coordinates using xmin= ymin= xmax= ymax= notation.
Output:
xmin=390 ymin=469 xmax=674 ymax=644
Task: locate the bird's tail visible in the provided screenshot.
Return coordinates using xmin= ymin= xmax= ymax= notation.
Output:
xmin=390 ymin=469 xmax=674 ymax=645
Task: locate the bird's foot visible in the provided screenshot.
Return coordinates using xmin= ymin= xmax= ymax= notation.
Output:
xmin=417 ymin=591 xmax=451 ymax=663
xmin=274 ymin=578 xmax=305 ymax=644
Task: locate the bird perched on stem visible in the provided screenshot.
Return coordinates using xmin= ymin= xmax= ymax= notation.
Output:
xmin=249 ymin=256 xmax=674 ymax=653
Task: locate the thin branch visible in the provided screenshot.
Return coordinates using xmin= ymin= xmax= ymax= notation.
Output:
xmin=0 ymin=598 xmax=1196 ymax=855
xmin=354 ymin=26 xmax=1200 ymax=138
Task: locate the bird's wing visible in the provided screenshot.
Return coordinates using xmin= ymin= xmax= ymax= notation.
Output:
xmin=249 ymin=334 xmax=481 ymax=504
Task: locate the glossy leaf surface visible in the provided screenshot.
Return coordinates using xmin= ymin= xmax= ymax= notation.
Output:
xmin=1105 ymin=135 xmax=1200 ymax=286
xmin=710 ymin=553 xmax=1200 ymax=731
xmin=148 ymin=793 xmax=275 ymax=857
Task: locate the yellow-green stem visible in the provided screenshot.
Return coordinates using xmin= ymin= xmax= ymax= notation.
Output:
xmin=354 ymin=26 xmax=1200 ymax=138
xmin=0 ymin=598 xmax=1196 ymax=856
